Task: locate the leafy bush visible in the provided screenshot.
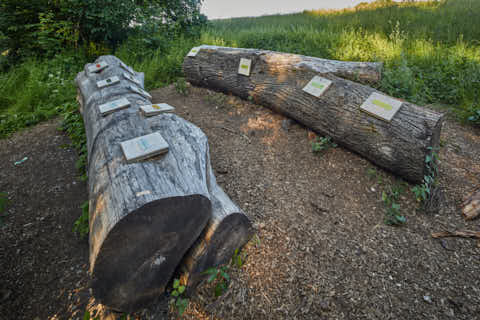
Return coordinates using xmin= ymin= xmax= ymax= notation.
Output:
xmin=0 ymin=0 xmax=206 ymax=61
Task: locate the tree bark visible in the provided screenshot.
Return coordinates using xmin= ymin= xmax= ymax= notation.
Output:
xmin=183 ymin=45 xmax=445 ymax=183
xmin=75 ymin=55 xmax=252 ymax=311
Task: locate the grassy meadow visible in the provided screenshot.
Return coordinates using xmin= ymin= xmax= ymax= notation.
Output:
xmin=1 ymin=0 xmax=479 ymax=139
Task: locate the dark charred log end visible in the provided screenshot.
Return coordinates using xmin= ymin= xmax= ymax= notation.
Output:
xmin=91 ymin=195 xmax=211 ymax=312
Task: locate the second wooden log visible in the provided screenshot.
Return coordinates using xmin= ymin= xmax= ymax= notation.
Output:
xmin=183 ymin=45 xmax=445 ymax=183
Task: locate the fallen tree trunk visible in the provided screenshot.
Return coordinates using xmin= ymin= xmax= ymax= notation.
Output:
xmin=76 ymin=55 xmax=252 ymax=311
xmin=183 ymin=45 xmax=445 ymax=183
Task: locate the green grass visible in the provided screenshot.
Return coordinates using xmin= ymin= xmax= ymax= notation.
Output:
xmin=0 ymin=34 xmax=195 ymax=138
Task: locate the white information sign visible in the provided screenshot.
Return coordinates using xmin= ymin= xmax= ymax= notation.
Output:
xmin=97 ymin=76 xmax=120 ymax=88
xmin=140 ymin=103 xmax=175 ymax=117
xmin=121 ymin=132 xmax=169 ymax=163
xmin=88 ymin=61 xmax=108 ymax=73
xmin=123 ymin=72 xmax=141 ymax=86
xmin=187 ymin=47 xmax=201 ymax=57
xmin=238 ymin=58 xmax=252 ymax=76
xmin=98 ymin=97 xmax=131 ymax=116
xmin=360 ymin=92 xmax=403 ymax=122
xmin=128 ymin=85 xmax=152 ymax=100
xmin=119 ymin=61 xmax=135 ymax=75
xmin=302 ymin=76 xmax=333 ymax=98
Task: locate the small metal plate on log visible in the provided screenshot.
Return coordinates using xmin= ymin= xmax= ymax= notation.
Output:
xmin=119 ymin=61 xmax=135 ymax=75
xmin=128 ymin=85 xmax=152 ymax=100
xmin=360 ymin=92 xmax=403 ymax=122
xmin=238 ymin=58 xmax=252 ymax=76
xmin=121 ymin=132 xmax=169 ymax=163
xmin=123 ymin=72 xmax=141 ymax=86
xmin=140 ymin=103 xmax=175 ymax=117
xmin=97 ymin=76 xmax=120 ymax=88
xmin=98 ymin=97 xmax=131 ymax=116
xmin=302 ymin=76 xmax=332 ymax=97
xmin=88 ymin=61 xmax=108 ymax=73
xmin=187 ymin=47 xmax=200 ymax=57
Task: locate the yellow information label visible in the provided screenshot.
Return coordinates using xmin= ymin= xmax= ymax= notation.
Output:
xmin=152 ymin=104 xmax=161 ymax=110
xmin=311 ymin=82 xmax=325 ymax=90
xmin=372 ymin=99 xmax=393 ymax=111
xmin=240 ymin=64 xmax=249 ymax=69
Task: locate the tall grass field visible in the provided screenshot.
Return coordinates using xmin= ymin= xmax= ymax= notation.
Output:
xmin=1 ymin=0 xmax=479 ymax=138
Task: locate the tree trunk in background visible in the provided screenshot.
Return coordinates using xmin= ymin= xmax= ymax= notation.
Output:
xmin=183 ymin=45 xmax=444 ymax=183
xmin=76 ymin=55 xmax=252 ymax=312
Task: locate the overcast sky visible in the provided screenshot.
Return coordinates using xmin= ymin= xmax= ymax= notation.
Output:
xmin=201 ymin=0 xmax=374 ymax=19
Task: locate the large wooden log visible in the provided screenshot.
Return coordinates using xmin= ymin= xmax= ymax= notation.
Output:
xmin=183 ymin=45 xmax=445 ymax=183
xmin=75 ymin=55 xmax=252 ymax=311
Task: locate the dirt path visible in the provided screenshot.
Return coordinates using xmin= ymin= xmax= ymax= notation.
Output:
xmin=0 ymin=119 xmax=90 ymax=320
xmin=0 ymin=85 xmax=479 ymax=319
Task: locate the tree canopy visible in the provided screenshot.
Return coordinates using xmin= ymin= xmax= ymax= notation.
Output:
xmin=0 ymin=0 xmax=206 ymax=59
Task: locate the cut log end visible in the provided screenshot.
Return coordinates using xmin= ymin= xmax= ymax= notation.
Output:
xmin=91 ymin=195 xmax=211 ymax=312
xmin=182 ymin=212 xmax=253 ymax=291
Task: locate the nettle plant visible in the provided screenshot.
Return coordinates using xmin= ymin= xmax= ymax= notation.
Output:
xmin=311 ymin=136 xmax=337 ymax=154
xmin=170 ymin=279 xmax=188 ymax=317
xmin=412 ymin=147 xmax=439 ymax=206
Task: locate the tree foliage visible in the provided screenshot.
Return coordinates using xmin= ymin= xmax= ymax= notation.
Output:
xmin=0 ymin=0 xmax=206 ymax=60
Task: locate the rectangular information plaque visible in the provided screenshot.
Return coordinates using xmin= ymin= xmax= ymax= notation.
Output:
xmin=140 ymin=103 xmax=175 ymax=117
xmin=187 ymin=47 xmax=200 ymax=57
xmin=123 ymin=72 xmax=141 ymax=86
xmin=302 ymin=76 xmax=333 ymax=98
xmin=119 ymin=61 xmax=135 ymax=75
xmin=128 ymin=85 xmax=152 ymax=100
xmin=88 ymin=61 xmax=108 ymax=73
xmin=121 ymin=132 xmax=169 ymax=163
xmin=360 ymin=92 xmax=403 ymax=122
xmin=238 ymin=58 xmax=252 ymax=76
xmin=98 ymin=97 xmax=130 ymax=116
xmin=97 ymin=76 xmax=120 ymax=88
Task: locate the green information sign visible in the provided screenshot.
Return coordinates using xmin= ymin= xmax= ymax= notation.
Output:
xmin=360 ymin=92 xmax=402 ymax=122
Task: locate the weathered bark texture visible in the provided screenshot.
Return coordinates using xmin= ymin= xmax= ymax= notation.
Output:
xmin=75 ymin=55 xmax=252 ymax=311
xmin=183 ymin=45 xmax=445 ymax=183
xmin=463 ymin=188 xmax=480 ymax=220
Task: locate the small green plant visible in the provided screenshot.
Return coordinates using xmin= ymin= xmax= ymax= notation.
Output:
xmin=82 ymin=311 xmax=99 ymax=320
xmin=73 ymin=201 xmax=89 ymax=237
xmin=466 ymin=104 xmax=480 ymax=126
xmin=311 ymin=136 xmax=337 ymax=154
xmin=412 ymin=147 xmax=439 ymax=208
xmin=170 ymin=278 xmax=189 ymax=317
xmin=204 ymin=92 xmax=227 ymax=107
xmin=382 ymin=184 xmax=406 ymax=226
xmin=174 ymin=77 xmax=188 ymax=96
xmin=0 ymin=192 xmax=8 ymax=224
xmin=231 ymin=248 xmax=246 ymax=268
xmin=204 ymin=265 xmax=230 ymax=297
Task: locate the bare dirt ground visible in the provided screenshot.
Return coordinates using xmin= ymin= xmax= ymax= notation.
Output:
xmin=1 ymin=84 xmax=479 ymax=319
